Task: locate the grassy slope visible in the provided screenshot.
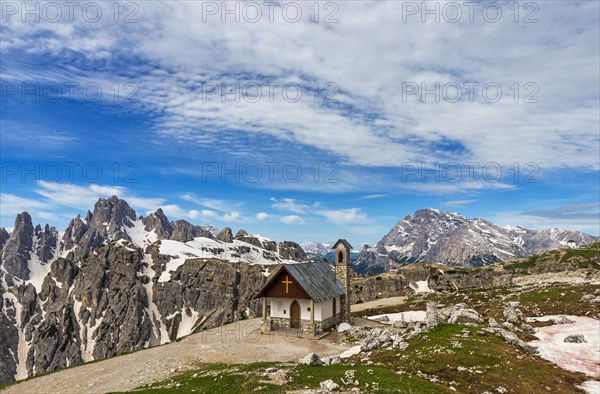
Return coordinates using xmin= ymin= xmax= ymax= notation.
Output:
xmin=503 ymin=243 xmax=600 ymax=272
xmin=123 ymin=362 xmax=448 ymax=393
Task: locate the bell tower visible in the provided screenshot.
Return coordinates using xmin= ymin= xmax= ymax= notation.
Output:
xmin=333 ymin=239 xmax=352 ymax=323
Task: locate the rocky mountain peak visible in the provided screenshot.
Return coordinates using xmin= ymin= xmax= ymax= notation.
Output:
xmin=34 ymin=224 xmax=58 ymax=263
xmin=13 ymin=211 xmax=34 ymax=234
xmin=235 ymin=229 xmax=249 ymax=238
xmin=88 ymin=196 xmax=137 ymax=236
xmin=84 ymin=210 xmax=93 ymax=223
xmin=1 ymin=212 xmax=35 ymax=284
xmin=143 ymin=208 xmax=173 ymax=239
xmin=216 ymin=227 xmax=233 ymax=243
xmin=169 ymin=219 xmax=211 ymax=242
xmin=0 ymin=227 xmax=10 ymax=251
xmin=355 ymin=208 xmax=599 ymax=274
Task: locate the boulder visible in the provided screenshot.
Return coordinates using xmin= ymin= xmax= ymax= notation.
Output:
xmin=299 ymin=352 xmax=322 ymax=366
xmin=448 ymin=308 xmax=482 ymax=324
xmin=320 ymin=379 xmax=340 ymax=391
xmin=392 ymin=337 xmax=409 ymax=350
xmin=392 ymin=313 xmax=408 ymax=328
xmin=521 ymin=324 xmax=536 ymax=335
xmin=440 ymin=303 xmax=482 ymax=324
xmin=564 ymin=335 xmax=586 ymax=343
xmin=551 ymin=316 xmax=575 ymax=325
xmin=581 ymin=294 xmax=596 ymax=303
xmin=484 ymin=327 xmax=538 ymax=354
xmin=360 ymin=327 xmax=393 ymax=351
xmin=439 ymin=303 xmax=468 ymax=322
xmin=503 ymin=303 xmax=526 ymax=324
xmin=372 ymin=315 xmax=390 ymax=323
xmin=322 ymin=355 xmax=341 ymax=365
xmin=337 ymin=323 xmax=352 ymax=333
xmin=426 ymin=301 xmax=439 ymax=328
xmin=488 ymin=317 xmax=501 ymax=328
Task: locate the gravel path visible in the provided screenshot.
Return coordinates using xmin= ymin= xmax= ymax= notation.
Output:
xmin=351 ymin=296 xmax=407 ymax=313
xmin=1 ymin=318 xmax=348 ymax=394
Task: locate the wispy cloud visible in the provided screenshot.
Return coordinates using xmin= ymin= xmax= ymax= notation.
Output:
xmin=442 ymin=199 xmax=477 ymax=208
xmin=523 ymin=203 xmax=600 ymax=220
xmin=181 ymin=193 xmax=243 ymax=212
xmin=355 ymin=194 xmax=387 ymax=201
xmin=280 ymin=215 xmax=306 ymax=225
xmin=34 ymin=181 xmax=164 ymax=213
xmin=492 ymin=203 xmax=600 ymax=234
xmin=2 ymin=1 xmax=598 ymax=181
xmin=316 ymin=208 xmax=370 ymax=225
xmin=0 ymin=193 xmax=63 ymax=223
xmin=270 ymin=198 xmax=311 ymax=214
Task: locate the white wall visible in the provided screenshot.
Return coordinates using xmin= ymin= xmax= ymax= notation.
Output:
xmin=316 ymin=296 xmax=339 ymax=320
xmin=268 ymin=297 xmax=334 ymax=322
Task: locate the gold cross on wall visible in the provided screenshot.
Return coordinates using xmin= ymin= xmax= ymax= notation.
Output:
xmin=282 ymin=275 xmax=293 ymax=294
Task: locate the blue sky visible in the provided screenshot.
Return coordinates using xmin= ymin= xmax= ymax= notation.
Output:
xmin=1 ymin=1 xmax=599 ymax=247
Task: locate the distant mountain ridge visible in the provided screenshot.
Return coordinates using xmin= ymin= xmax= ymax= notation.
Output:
xmin=354 ymin=208 xmax=598 ymax=274
xmin=0 ymin=196 xmax=306 ymax=385
xmin=301 ymin=241 xmax=361 ymax=263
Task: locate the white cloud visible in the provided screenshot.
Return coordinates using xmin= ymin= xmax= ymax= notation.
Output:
xmin=2 ymin=0 xmax=598 ymax=185
xmin=161 ymin=205 xmax=248 ymax=223
xmin=0 ymin=193 xmax=62 ymax=224
xmin=280 ymin=215 xmax=306 ymax=225
xmin=443 ymin=199 xmax=477 ymax=208
xmin=491 ymin=203 xmax=600 ymax=235
xmin=255 ymin=212 xmax=271 ymax=221
xmin=270 ymin=197 xmax=310 ymax=214
xmin=181 ymin=193 xmax=243 ymax=212
xmin=355 ymin=194 xmax=388 ymax=201
xmin=492 ymin=212 xmax=600 ymax=235
xmin=316 ymin=208 xmax=369 ymax=225
xmin=34 ymin=181 xmax=164 ymax=213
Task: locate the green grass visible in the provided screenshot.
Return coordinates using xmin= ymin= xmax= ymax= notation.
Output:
xmin=503 ymin=256 xmax=538 ymax=271
xmin=370 ymin=323 xmax=586 ymax=394
xmin=126 ymin=363 xmax=283 ymax=394
xmin=508 ymin=285 xmax=600 ymax=316
xmin=125 ymin=362 xmax=448 ymax=393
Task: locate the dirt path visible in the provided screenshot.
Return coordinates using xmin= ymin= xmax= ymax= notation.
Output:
xmin=351 ymin=296 xmax=407 ymax=313
xmin=2 ymin=319 xmax=348 ymax=394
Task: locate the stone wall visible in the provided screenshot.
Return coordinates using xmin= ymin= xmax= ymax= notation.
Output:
xmin=261 ymin=313 xmax=342 ymax=337
xmin=316 ymin=313 xmax=341 ymax=332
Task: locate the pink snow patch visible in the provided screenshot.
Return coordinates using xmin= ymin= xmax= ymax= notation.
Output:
xmin=367 ymin=311 xmax=426 ymax=323
xmin=578 ymin=380 xmax=600 ymax=394
xmin=528 ymin=316 xmax=600 ymax=377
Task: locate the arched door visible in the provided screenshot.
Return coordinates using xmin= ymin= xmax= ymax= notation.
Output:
xmin=290 ymin=300 xmax=300 ymax=329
